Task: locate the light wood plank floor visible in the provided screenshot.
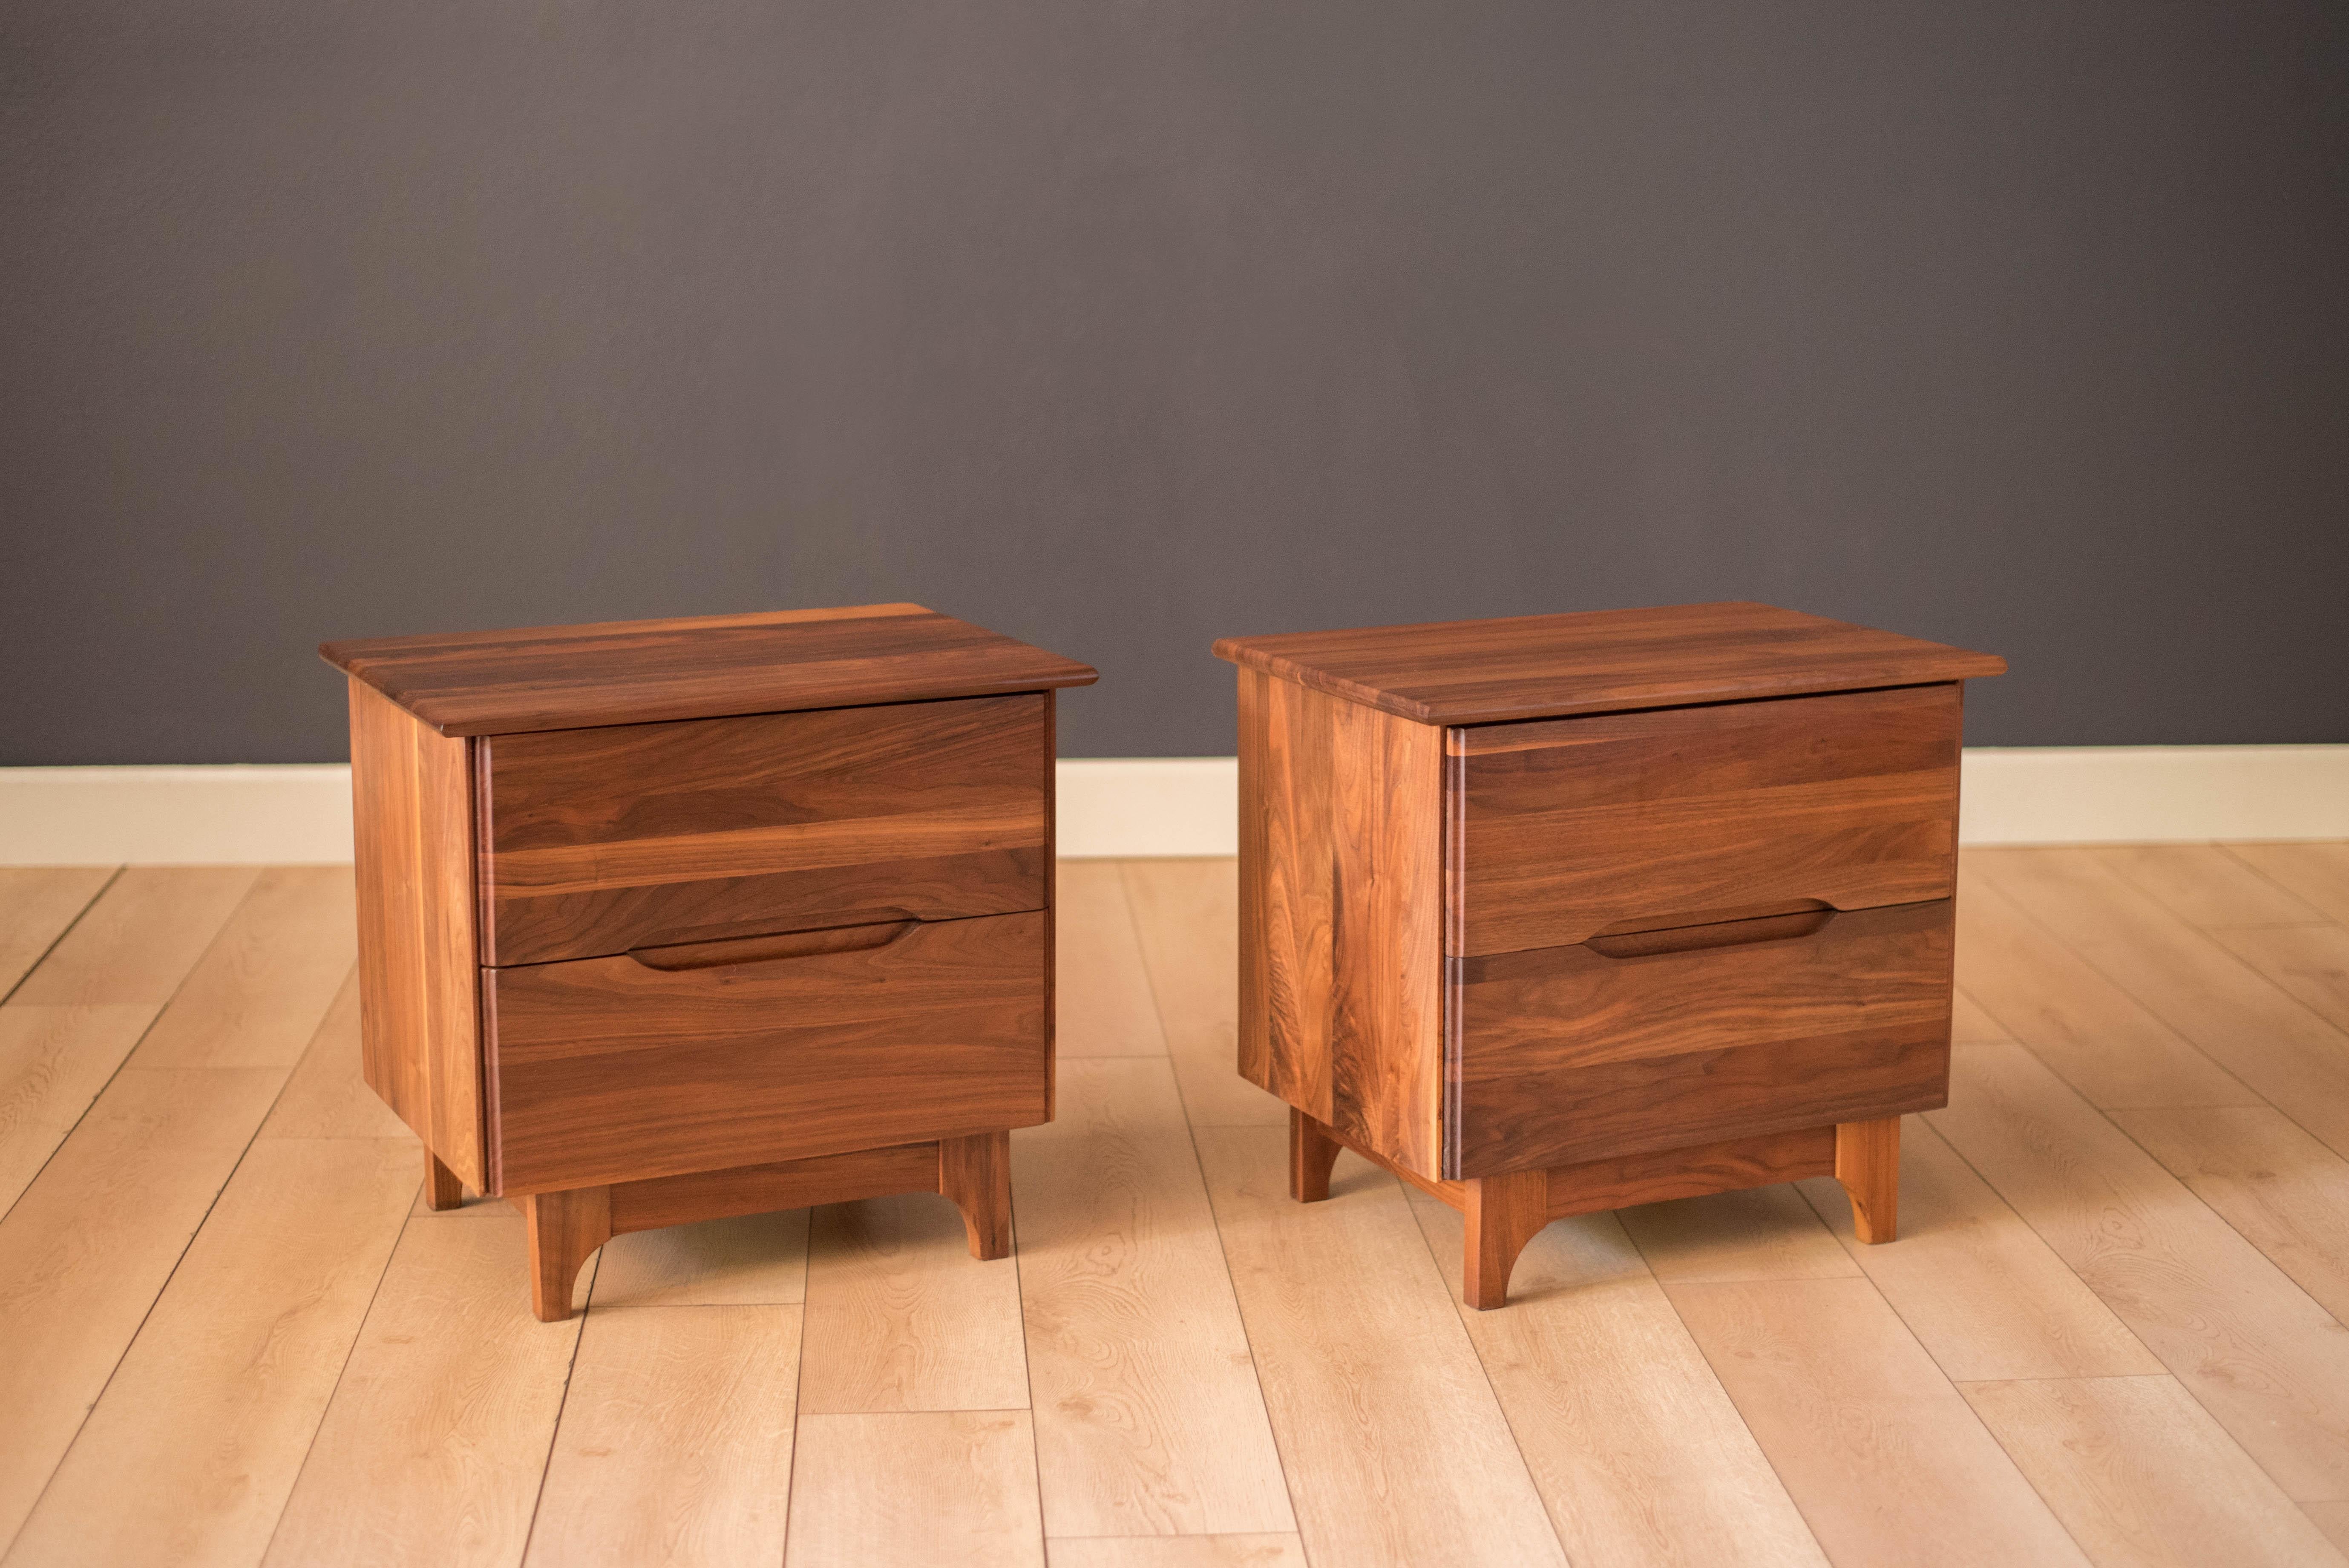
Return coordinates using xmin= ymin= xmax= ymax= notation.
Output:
xmin=4 ymin=848 xmax=2349 ymax=1567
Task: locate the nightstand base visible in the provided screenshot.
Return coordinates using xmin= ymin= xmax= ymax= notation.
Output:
xmin=1289 ymin=1108 xmax=1901 ymax=1308
xmin=452 ymin=1131 xmax=1016 ymax=1322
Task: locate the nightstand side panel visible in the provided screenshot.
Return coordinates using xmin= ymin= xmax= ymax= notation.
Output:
xmin=348 ymin=677 xmax=486 ymax=1187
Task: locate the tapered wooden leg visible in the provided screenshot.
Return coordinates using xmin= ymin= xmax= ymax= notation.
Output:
xmin=518 ymin=1186 xmax=611 ymax=1322
xmin=1290 ymin=1107 xmax=1341 ymax=1203
xmin=1837 ymin=1116 xmax=1901 ymax=1243
xmin=939 ymin=1131 xmax=1012 ymax=1260
xmin=1462 ymin=1168 xmax=1551 ymax=1310
xmin=423 ymin=1149 xmax=465 ymax=1211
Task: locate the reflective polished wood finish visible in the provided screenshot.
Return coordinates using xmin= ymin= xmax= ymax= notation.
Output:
xmin=331 ymin=606 xmax=1089 ymax=1319
xmin=1220 ymin=602 xmax=2001 ymax=1307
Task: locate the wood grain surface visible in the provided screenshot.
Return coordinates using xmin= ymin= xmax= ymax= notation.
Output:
xmin=262 ymin=1211 xmax=584 ymax=1567
xmin=1669 ymin=1277 xmax=2091 ymax=1567
xmin=526 ymin=1305 xmax=801 ymax=1568
xmin=1235 ymin=670 xmax=1445 ymax=1177
xmin=1407 ymin=1194 xmax=1830 ymax=1568
xmin=478 ymin=694 xmax=1049 ymax=965
xmin=485 ymin=910 xmax=1047 ymax=1192
xmin=1014 ymin=1058 xmax=1294 ymax=1539
xmin=128 ymin=866 xmax=356 ymax=1068
xmin=322 ymin=602 xmax=1096 ymax=737
xmin=1448 ymin=683 xmax=1962 ymax=955
xmin=1448 ymin=899 xmax=1953 ymax=1175
xmin=1961 ymin=1375 xmax=2346 ymax=1568
xmin=0 ymin=866 xmax=112 ymax=998
xmin=1212 ymin=600 xmax=2002 ymax=727
xmin=785 ymin=1412 xmax=1044 ymax=1568
xmin=5 ymin=1136 xmax=417 ymax=1568
xmin=348 ymin=676 xmax=485 ymax=1186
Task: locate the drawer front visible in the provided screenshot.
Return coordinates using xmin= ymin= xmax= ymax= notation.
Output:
xmin=484 ymin=910 xmax=1048 ymax=1193
xmin=1446 ymin=899 xmax=1952 ymax=1178
xmin=478 ymin=693 xmax=1049 ymax=965
xmin=1448 ymin=683 xmax=1960 ymax=957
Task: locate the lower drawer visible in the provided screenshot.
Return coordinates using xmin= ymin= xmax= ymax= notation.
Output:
xmin=484 ymin=909 xmax=1048 ymax=1193
xmin=1445 ymin=899 xmax=1952 ymax=1178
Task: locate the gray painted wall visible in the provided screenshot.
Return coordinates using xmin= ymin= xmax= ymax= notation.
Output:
xmin=5 ymin=2 xmax=2344 ymax=763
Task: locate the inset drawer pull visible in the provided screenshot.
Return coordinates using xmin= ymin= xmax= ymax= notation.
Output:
xmin=1582 ymin=907 xmax=1834 ymax=960
xmin=627 ymin=919 xmax=917 ymax=971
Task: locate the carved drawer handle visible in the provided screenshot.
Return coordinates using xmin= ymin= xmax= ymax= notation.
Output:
xmin=1581 ymin=907 xmax=1835 ymax=960
xmin=627 ymin=919 xmax=917 ymax=971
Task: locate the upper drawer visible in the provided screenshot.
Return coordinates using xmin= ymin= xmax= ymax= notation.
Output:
xmin=477 ymin=693 xmax=1050 ymax=965
xmin=1448 ymin=683 xmax=1960 ymax=957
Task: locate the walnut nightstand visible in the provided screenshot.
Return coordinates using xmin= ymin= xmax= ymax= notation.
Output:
xmin=322 ymin=604 xmax=1096 ymax=1320
xmin=1213 ymin=602 xmax=2004 ymax=1308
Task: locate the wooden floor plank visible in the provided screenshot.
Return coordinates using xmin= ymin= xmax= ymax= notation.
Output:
xmin=1667 ymin=1277 xmax=2089 ymax=1567
xmin=1195 ymin=1129 xmax=1568 ymax=1568
xmin=1408 ymin=1191 xmax=1828 ymax=1568
xmin=1962 ymin=1375 xmax=2347 ymax=1568
xmin=1928 ymin=1043 xmax=2349 ymax=1503
xmin=2093 ymin=844 xmax=2334 ymax=928
xmin=128 ymin=866 xmax=356 ymax=1070
xmin=1796 ymin=1116 xmax=2160 ymax=1381
xmin=0 ymin=1003 xmax=159 ymax=1214
xmin=2205 ymin=921 xmax=2349 ymax=1035
xmin=2223 ymin=843 xmax=2349 ymax=927
xmin=797 ymin=1190 xmax=1028 ymax=1413
xmin=2308 ymin=1500 xmax=2349 ymax=1555
xmin=0 ymin=1067 xmax=285 ymax=1545
xmin=1956 ymin=871 xmax=2257 ymax=1108
xmin=9 ymin=866 xmax=257 ymax=1007
xmin=1057 ymin=862 xmax=1169 ymax=1058
xmin=1016 ymin=1059 xmax=1291 ymax=1539
xmin=1973 ymin=847 xmax=2349 ymax=1157
xmin=262 ymin=1210 xmax=584 ymax=1568
xmin=588 ymin=1211 xmax=810 ymax=1308
xmin=0 ymin=868 xmax=114 ymax=999
xmin=1120 ymin=862 xmax=1286 ymax=1130
xmin=2108 ymin=1105 xmax=2349 ymax=1326
xmin=1045 ymin=1536 xmax=1307 ymax=1568
xmin=1617 ymin=1182 xmax=1862 ymax=1283
xmin=5 ymin=1136 xmax=418 ymax=1568
xmin=1952 ymin=986 xmax=2013 ymax=1043
xmin=785 ymin=1411 xmax=1044 ymax=1568
xmin=525 ymin=1305 xmax=800 ymax=1568
xmin=256 ymin=968 xmax=408 ymax=1142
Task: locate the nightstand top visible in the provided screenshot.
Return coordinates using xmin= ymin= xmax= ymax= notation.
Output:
xmin=322 ymin=603 xmax=1097 ymax=736
xmin=1212 ymin=601 xmax=2003 ymax=725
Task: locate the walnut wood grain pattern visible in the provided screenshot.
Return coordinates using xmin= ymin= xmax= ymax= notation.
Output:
xmin=478 ymin=694 xmax=1049 ymax=965
xmin=1835 ymin=1116 xmax=1901 ymax=1242
xmin=1290 ymin=1106 xmax=1340 ymax=1203
xmin=1463 ymin=1168 xmax=1550 ymax=1309
xmin=1545 ymin=1125 xmax=1836 ymax=1219
xmin=322 ymin=602 xmax=1097 ymax=737
xmin=1447 ymin=900 xmax=1953 ymax=1176
xmin=1449 ymin=684 xmax=1962 ymax=955
xmin=1235 ymin=670 xmax=1445 ymax=1177
xmin=424 ymin=1150 xmax=463 ymax=1211
xmin=485 ymin=910 xmax=1048 ymax=1193
xmin=521 ymin=1185 xmax=612 ymax=1322
xmin=939 ymin=1130 xmax=1013 ymax=1260
xmin=605 ymin=1141 xmax=941 ymax=1235
xmin=347 ymin=676 xmax=485 ymax=1186
xmin=1212 ymin=601 xmax=2003 ymax=727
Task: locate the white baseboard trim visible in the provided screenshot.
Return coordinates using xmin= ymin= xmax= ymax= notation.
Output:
xmin=0 ymin=747 xmax=2341 ymax=864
